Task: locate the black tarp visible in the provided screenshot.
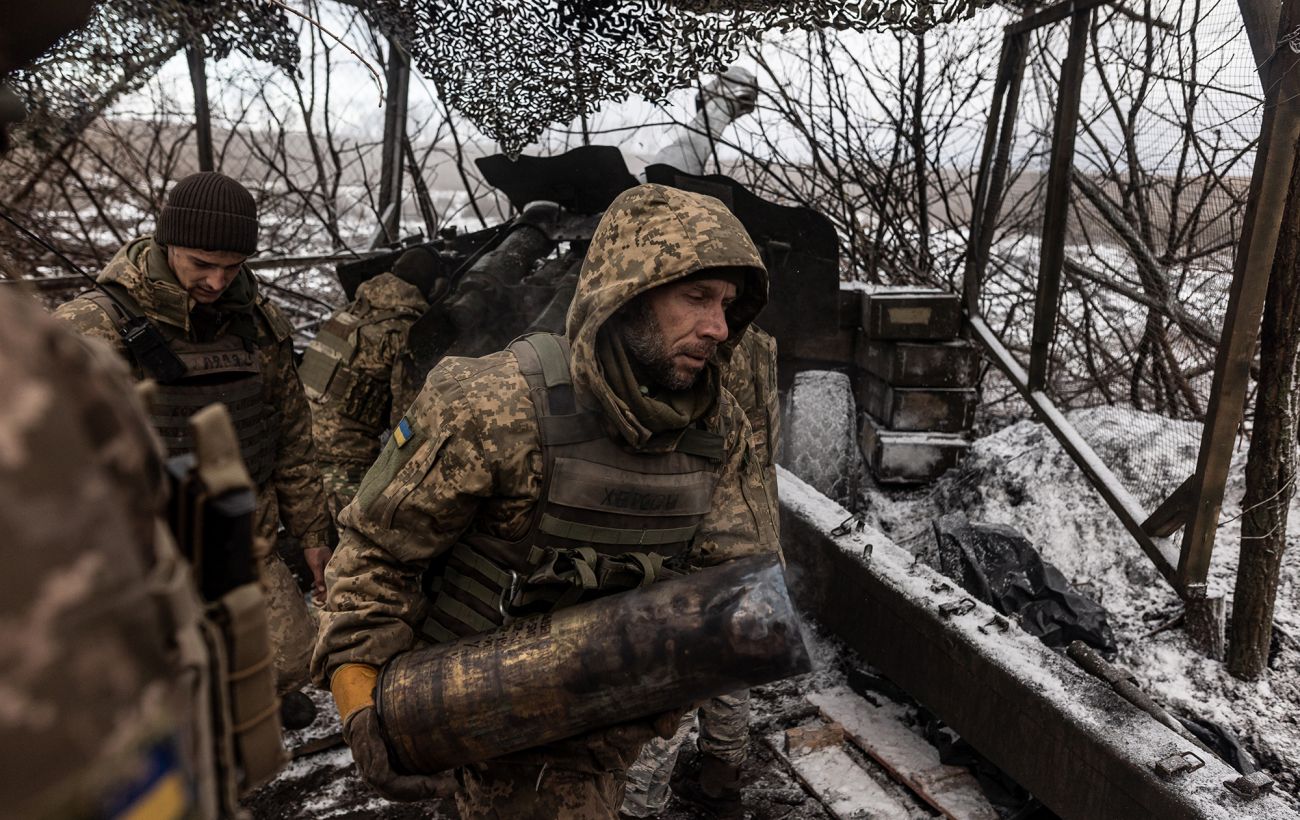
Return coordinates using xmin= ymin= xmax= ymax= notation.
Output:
xmin=931 ymin=513 xmax=1117 ymax=656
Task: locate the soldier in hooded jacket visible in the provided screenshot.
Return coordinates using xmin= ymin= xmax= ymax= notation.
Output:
xmin=313 ymin=183 xmax=781 ymax=818
xmin=304 ymin=247 xmax=445 ymax=523
xmin=52 ymin=171 xmax=334 ymax=696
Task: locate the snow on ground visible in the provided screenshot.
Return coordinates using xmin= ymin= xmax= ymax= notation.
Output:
xmin=857 ymin=404 xmax=1300 ymax=797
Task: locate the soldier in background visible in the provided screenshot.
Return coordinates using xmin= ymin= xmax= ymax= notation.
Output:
xmin=304 ymin=246 xmax=445 ymax=523
xmin=52 ymin=172 xmax=334 ymax=700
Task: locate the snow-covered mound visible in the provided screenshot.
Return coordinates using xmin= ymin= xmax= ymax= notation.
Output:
xmin=861 ymin=405 xmax=1300 ymax=796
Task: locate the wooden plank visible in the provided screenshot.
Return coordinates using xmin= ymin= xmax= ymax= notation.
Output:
xmin=766 ymin=730 xmax=912 ymax=820
xmin=1141 ymin=474 xmax=1196 ymax=538
xmin=969 ymin=316 xmax=1179 ymax=584
xmin=809 ymin=688 xmax=998 ymax=820
xmin=1027 ymin=6 xmax=1092 ymax=391
xmin=1178 ymin=0 xmax=1300 ymax=593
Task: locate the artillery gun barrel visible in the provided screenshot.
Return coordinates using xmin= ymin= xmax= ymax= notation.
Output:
xmin=375 ymin=555 xmax=811 ymax=774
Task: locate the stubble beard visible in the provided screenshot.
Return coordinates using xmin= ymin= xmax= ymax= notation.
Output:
xmin=621 ymin=300 xmax=715 ymax=392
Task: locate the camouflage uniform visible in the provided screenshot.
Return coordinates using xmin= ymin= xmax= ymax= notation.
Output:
xmin=622 ymin=323 xmax=781 ymax=817
xmin=314 ymin=184 xmax=779 ymax=817
xmin=303 ymin=272 xmax=429 ymax=522
xmin=53 ymin=236 xmax=332 ymax=695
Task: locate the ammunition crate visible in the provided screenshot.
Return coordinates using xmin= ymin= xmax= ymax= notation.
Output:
xmin=855 ymin=337 xmax=979 ymax=389
xmin=859 ymin=412 xmax=969 ymax=484
xmin=859 ymin=287 xmax=961 ymax=341
xmin=786 ymin=327 xmax=857 ymax=369
xmin=854 ymin=373 xmax=977 ymax=433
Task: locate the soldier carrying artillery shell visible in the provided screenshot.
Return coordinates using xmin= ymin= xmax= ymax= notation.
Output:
xmin=314 ymin=183 xmax=786 ymax=818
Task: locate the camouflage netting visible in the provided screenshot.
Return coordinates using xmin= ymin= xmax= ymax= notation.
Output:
xmin=9 ymin=0 xmax=298 ymax=151
xmin=369 ymin=0 xmax=993 ymax=153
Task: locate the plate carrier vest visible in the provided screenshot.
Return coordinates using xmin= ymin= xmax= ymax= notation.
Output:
xmin=299 ymin=303 xmax=423 ymax=430
xmin=420 ymin=332 xmax=727 ymax=644
xmin=85 ymin=288 xmax=280 ymax=486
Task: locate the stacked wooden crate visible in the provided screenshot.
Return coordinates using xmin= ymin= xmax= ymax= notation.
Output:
xmin=853 ymin=287 xmax=977 ymax=483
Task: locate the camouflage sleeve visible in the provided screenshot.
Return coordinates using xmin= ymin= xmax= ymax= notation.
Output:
xmin=688 ymin=392 xmax=781 ymax=567
xmin=753 ymin=330 xmax=781 ymax=530
xmin=51 ymin=295 xmax=129 ymax=360
xmin=268 ymin=337 xmax=333 ymax=547
xmin=311 ymin=360 xmax=504 ymax=683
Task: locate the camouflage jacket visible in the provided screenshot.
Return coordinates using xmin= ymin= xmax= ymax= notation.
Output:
xmin=52 ymin=236 xmax=332 ymax=550
xmin=313 ymin=184 xmax=779 ymax=683
xmin=724 ymin=324 xmax=780 ymax=524
xmin=304 ymin=272 xmax=428 ymax=519
xmin=0 ymin=290 xmax=182 ymax=818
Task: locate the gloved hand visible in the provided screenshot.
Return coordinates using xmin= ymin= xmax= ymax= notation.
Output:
xmin=344 ymin=705 xmax=456 ymax=801
xmin=331 ymin=663 xmax=454 ymax=802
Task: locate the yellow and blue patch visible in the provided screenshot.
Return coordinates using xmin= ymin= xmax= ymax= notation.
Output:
xmin=393 ymin=417 xmax=414 ymax=448
xmin=105 ymin=738 xmax=191 ymax=820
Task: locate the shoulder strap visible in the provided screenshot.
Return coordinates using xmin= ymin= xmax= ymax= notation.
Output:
xmin=509 ymin=333 xmax=603 ymax=445
xmin=255 ymin=294 xmax=293 ymax=343
xmin=81 ymin=283 xmax=142 ymax=328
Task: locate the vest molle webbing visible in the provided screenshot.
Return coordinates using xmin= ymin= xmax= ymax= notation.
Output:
xmin=421 ymin=332 xmax=725 ymax=644
xmin=85 ymin=289 xmax=279 ymax=487
xmin=301 ymin=309 xmax=416 ymax=429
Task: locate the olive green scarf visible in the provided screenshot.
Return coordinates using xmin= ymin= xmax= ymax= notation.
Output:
xmin=144 ymin=241 xmax=259 ymax=343
xmin=596 ymin=325 xmax=716 ymax=441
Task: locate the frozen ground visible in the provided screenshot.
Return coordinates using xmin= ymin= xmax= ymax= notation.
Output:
xmin=856 ymin=404 xmax=1300 ymax=799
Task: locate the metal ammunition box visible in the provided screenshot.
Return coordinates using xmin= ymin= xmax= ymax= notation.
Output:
xmin=858 ymin=412 xmax=969 ymax=483
xmin=854 ymin=373 xmax=976 ymax=433
xmin=786 ymin=327 xmax=857 ymax=369
xmin=859 ymin=288 xmax=961 ymax=341
xmin=855 ymin=337 xmax=980 ymax=388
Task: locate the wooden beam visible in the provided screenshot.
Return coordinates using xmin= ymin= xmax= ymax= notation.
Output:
xmin=1177 ymin=14 xmax=1300 ymax=591
xmin=186 ymin=40 xmax=214 ymax=173
xmin=1028 ymin=6 xmax=1092 ymax=391
xmin=1141 ymin=474 xmax=1196 ymax=538
xmin=970 ymin=316 xmax=1179 ymax=584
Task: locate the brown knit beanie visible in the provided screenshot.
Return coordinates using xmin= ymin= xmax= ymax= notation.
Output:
xmin=155 ymin=171 xmax=258 ymax=255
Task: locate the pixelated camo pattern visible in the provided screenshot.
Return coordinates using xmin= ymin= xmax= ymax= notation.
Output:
xmin=308 ymin=272 xmax=428 ymax=519
xmin=0 ymin=291 xmax=180 ymax=819
xmin=52 ymin=238 xmax=331 ymax=550
xmin=314 ymin=185 xmax=780 ymax=683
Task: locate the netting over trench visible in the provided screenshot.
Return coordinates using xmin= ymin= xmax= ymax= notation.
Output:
xmin=369 ymin=0 xmax=994 ymax=154
xmin=973 ymin=0 xmax=1262 ymax=513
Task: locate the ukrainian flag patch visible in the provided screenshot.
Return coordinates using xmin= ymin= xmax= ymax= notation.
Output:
xmin=394 ymin=417 xmax=414 ymax=448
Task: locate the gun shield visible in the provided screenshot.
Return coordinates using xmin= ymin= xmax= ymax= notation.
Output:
xmin=375 ymin=554 xmax=810 ymax=774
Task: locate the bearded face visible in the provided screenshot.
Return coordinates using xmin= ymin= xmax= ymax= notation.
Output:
xmin=620 ymin=277 xmax=737 ymax=391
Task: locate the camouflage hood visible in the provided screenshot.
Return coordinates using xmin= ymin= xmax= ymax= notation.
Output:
xmin=566 ymin=184 xmax=767 ymax=447
xmin=96 ymin=236 xmax=258 ymax=336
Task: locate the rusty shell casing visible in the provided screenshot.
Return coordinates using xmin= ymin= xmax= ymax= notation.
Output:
xmin=375 ymin=554 xmax=810 ymax=774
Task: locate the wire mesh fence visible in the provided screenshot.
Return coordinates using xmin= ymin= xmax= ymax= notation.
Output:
xmin=972 ymin=0 xmax=1261 ymax=513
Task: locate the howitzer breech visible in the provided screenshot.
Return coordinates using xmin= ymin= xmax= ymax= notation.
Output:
xmin=375 ymin=554 xmax=810 ymax=774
